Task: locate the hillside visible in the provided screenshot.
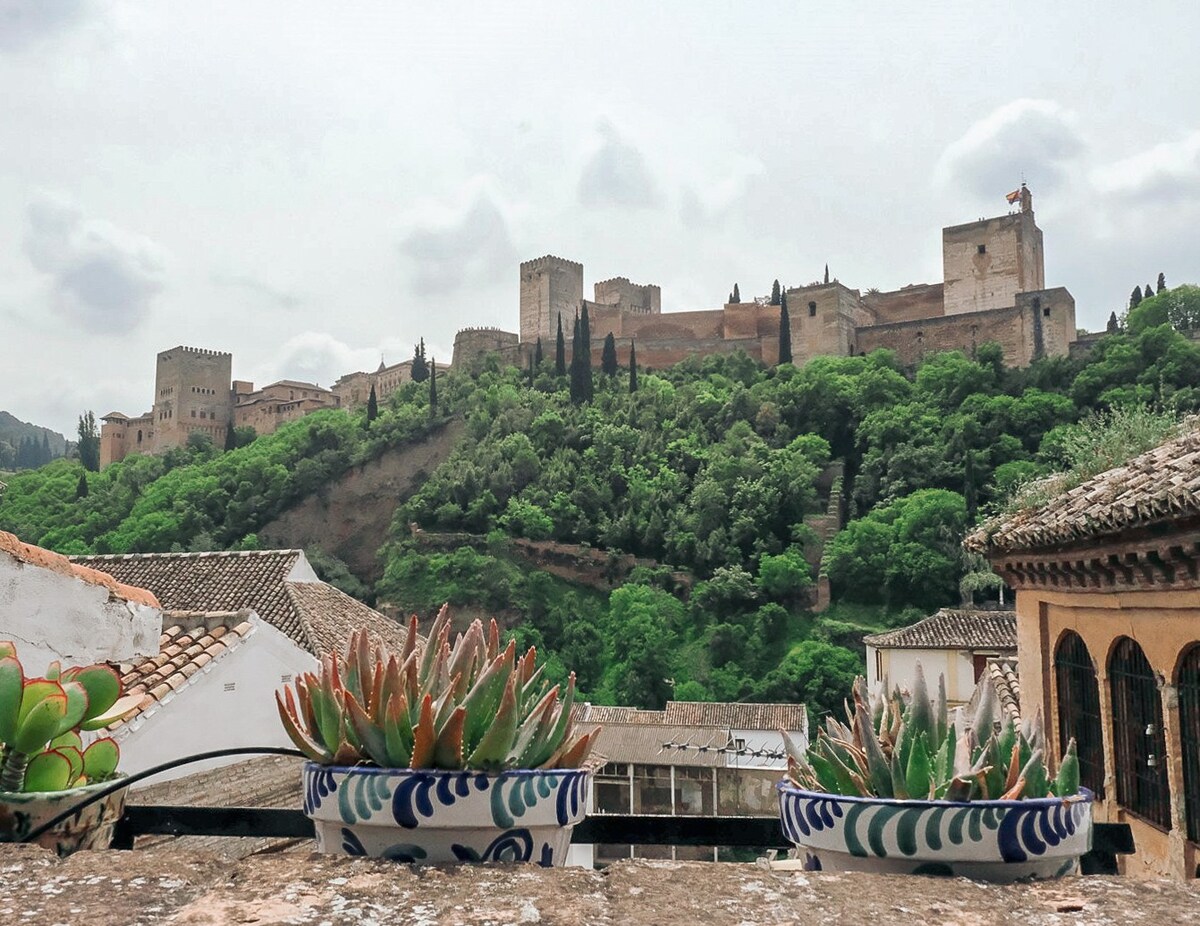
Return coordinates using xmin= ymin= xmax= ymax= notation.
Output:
xmin=2 ymin=293 xmax=1199 ymax=715
xmin=0 ymin=411 xmax=68 ymax=470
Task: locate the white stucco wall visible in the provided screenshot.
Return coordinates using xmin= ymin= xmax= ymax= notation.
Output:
xmin=0 ymin=554 xmax=161 ymax=670
xmin=286 ymin=552 xmax=320 ymax=583
xmin=866 ymin=646 xmax=979 ymax=704
xmin=114 ymin=617 xmax=319 ymax=785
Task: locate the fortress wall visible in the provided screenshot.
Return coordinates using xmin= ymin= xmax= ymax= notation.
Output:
xmin=152 ymin=346 xmax=233 ymax=452
xmin=855 ymin=303 xmax=1041 ymax=366
xmin=1016 ymin=287 xmax=1076 ymax=362
xmin=864 ymin=283 xmax=945 ymax=324
xmin=593 ymin=277 xmax=661 ymax=314
xmin=519 ymin=256 xmax=583 ymax=345
xmin=789 ymin=284 xmax=858 ymax=364
xmin=453 ymin=327 xmax=523 ymax=373
xmin=942 ymin=212 xmax=1041 ymax=317
xmin=611 ymin=337 xmax=767 ymax=370
xmin=617 ymin=308 xmax=725 ymax=341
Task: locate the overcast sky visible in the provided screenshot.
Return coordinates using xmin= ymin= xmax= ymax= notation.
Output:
xmin=2 ymin=1 xmax=1198 ymax=436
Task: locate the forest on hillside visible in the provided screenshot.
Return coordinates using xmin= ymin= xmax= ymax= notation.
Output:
xmin=2 ymin=283 xmax=1199 ymax=720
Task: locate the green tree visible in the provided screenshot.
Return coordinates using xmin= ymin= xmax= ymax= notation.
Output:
xmin=730 ymin=283 xmax=741 ymax=304
xmin=76 ymin=411 xmax=100 ymax=472
xmin=1106 ymin=311 xmax=1119 ymax=334
xmin=754 ymin=640 xmax=861 ymax=724
xmin=601 ymin=332 xmax=618 ymax=376
xmin=534 ymin=337 xmax=544 ymax=367
xmin=555 ymin=315 xmax=566 ymax=376
xmin=366 ymin=383 xmax=379 ymax=424
xmin=1130 ymin=286 xmax=1143 ymax=309
xmin=757 ymin=548 xmax=812 ymax=604
xmin=606 ymin=584 xmax=682 ymax=709
xmin=770 ymin=279 xmax=781 ymax=306
xmin=580 ymin=303 xmax=594 ymax=400
xmin=428 ymin=358 xmax=438 ymax=417
xmin=75 ymin=471 xmax=89 ymax=499
xmin=1157 ymin=272 xmax=1167 ymax=293
xmin=1145 ymin=284 xmax=1154 ymax=300
xmin=410 ymin=339 xmax=429 ymax=382
xmin=629 ymin=341 xmax=638 ymax=393
xmin=778 ymin=295 xmax=793 ymax=365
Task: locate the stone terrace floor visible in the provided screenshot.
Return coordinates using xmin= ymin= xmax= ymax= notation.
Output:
xmin=2 ymin=845 xmax=1199 ymax=925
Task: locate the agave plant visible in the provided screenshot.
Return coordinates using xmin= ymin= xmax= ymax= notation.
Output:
xmin=277 ymin=606 xmax=599 ymax=771
xmin=0 ymin=641 xmax=140 ymax=793
xmin=783 ymin=664 xmax=1081 ymax=802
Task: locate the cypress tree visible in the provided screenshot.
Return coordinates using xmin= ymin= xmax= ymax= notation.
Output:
xmin=1144 ymin=284 xmax=1154 ymax=300
xmin=534 ymin=337 xmax=544 ymax=367
xmin=1130 ymin=286 xmax=1143 ymax=309
xmin=1106 ymin=311 xmax=1120 ymax=334
xmin=410 ymin=339 xmax=429 ymax=382
xmin=580 ymin=303 xmax=594 ymax=401
xmin=628 ymin=340 xmax=638 ymax=393
xmin=824 ymin=264 xmax=830 ymax=285
xmin=41 ymin=433 xmax=50 ymax=463
xmin=224 ymin=423 xmax=237 ymax=451
xmin=1157 ymin=272 xmax=1167 ymax=293
xmin=778 ymin=296 xmax=793 ymax=365
xmin=601 ymin=332 xmax=618 ymax=375
xmin=554 ymin=315 xmax=566 ymax=376
xmin=569 ymin=315 xmax=583 ymax=405
xmin=366 ymin=383 xmax=379 ymax=424
xmin=75 ymin=471 xmax=89 ymax=499
xmin=428 ymin=358 xmax=438 ymax=417
xmin=731 ymin=283 xmax=740 ymax=304
xmin=770 ymin=279 xmax=781 ymax=306
xmin=527 ymin=351 xmax=535 ymax=388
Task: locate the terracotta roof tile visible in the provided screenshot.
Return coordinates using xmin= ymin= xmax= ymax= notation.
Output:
xmin=862 ymin=609 xmax=1017 ymax=650
xmin=110 ymin=610 xmax=257 ymax=729
xmin=1 ymin=529 xmax=160 ymax=608
xmin=576 ymin=701 xmax=807 ymax=735
xmin=71 ymin=550 xmax=404 ymax=658
xmin=966 ymin=421 xmax=1200 ymax=555
xmin=72 ymin=550 xmax=306 ymax=642
xmin=284 ymin=582 xmax=411 ymax=656
xmin=989 ymin=657 xmax=1021 ymax=724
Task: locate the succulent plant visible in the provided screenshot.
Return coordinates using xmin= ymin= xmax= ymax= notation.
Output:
xmin=0 ymin=641 xmax=140 ymax=793
xmin=783 ymin=664 xmax=1081 ymax=802
xmin=276 ymin=605 xmax=600 ymax=771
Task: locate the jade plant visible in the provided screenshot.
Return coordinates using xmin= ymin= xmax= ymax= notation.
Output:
xmin=277 ymin=606 xmax=599 ymax=770
xmin=783 ymin=664 xmax=1081 ymax=801
xmin=0 ymin=641 xmax=140 ymax=793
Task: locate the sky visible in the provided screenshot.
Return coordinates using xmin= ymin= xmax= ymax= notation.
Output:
xmin=2 ymin=0 xmax=1198 ymax=437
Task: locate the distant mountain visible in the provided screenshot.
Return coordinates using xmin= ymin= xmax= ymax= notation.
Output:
xmin=0 ymin=411 xmax=69 ymax=471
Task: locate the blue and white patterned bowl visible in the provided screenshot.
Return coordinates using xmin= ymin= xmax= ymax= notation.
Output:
xmin=778 ymin=782 xmax=1093 ymax=882
xmin=302 ymin=763 xmax=590 ymax=865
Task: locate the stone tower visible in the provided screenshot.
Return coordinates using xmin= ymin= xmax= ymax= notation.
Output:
xmin=150 ymin=346 xmax=233 ymax=451
xmin=941 ymin=189 xmax=1045 ymax=316
xmin=519 ymin=255 xmax=583 ymax=345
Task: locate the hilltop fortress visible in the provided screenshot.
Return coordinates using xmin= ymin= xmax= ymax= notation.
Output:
xmin=452 ymin=185 xmax=1076 ymax=372
xmin=102 ymin=188 xmax=1076 ymax=468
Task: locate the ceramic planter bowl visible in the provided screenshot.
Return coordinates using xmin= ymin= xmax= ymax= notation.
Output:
xmin=302 ymin=764 xmax=590 ymax=865
xmin=778 ymin=783 xmax=1093 ymax=882
xmin=0 ymin=777 xmax=128 ymax=856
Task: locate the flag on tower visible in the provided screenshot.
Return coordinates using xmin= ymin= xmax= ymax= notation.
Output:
xmin=1005 ymin=188 xmax=1022 ymax=204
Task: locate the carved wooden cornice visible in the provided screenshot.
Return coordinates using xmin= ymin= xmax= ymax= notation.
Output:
xmin=989 ymin=532 xmax=1200 ymax=592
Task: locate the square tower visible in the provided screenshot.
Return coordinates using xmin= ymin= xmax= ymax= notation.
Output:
xmin=151 ymin=346 xmax=233 ymax=451
xmin=519 ymin=255 xmax=583 ymax=345
xmin=942 ymin=209 xmax=1044 ymax=316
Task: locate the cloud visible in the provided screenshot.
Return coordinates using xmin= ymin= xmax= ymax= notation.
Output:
xmin=578 ymin=121 xmax=663 ymax=209
xmin=938 ymin=99 xmax=1085 ymax=199
xmin=679 ymin=155 xmax=766 ymax=226
xmin=1090 ymin=130 xmax=1200 ymax=204
xmin=257 ymin=332 xmax=423 ymax=388
xmin=211 ymin=273 xmax=301 ymax=310
xmin=398 ymin=178 xmax=518 ymax=295
xmin=0 ymin=0 xmax=88 ymax=53
xmin=23 ymin=193 xmax=167 ymax=334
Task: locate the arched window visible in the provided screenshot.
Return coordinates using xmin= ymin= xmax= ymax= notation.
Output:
xmin=1054 ymin=632 xmax=1105 ymax=798
xmin=1178 ymin=644 xmax=1200 ymax=843
xmin=1109 ymin=637 xmax=1169 ymax=828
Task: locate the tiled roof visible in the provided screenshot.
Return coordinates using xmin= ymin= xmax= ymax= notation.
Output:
xmin=575 ymin=701 xmax=806 ymax=734
xmin=988 ymin=657 xmax=1021 ymax=724
xmin=590 ymin=723 xmax=728 ymax=768
xmin=71 ymin=550 xmax=401 ymax=657
xmin=285 ymin=582 xmax=411 ymax=656
xmin=665 ymin=701 xmax=808 ymax=733
xmin=965 ymin=422 xmax=1200 ymax=555
xmin=1 ymin=530 xmax=159 ymax=608
xmin=862 ymin=609 xmax=1017 ymax=650
xmin=110 ymin=610 xmax=256 ymax=730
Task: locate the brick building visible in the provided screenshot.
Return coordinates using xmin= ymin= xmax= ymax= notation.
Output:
xmin=456 ymin=185 xmax=1077 ymax=373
